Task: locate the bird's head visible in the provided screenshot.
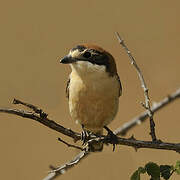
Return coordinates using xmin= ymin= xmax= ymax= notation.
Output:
xmin=60 ymin=44 xmax=117 ymax=77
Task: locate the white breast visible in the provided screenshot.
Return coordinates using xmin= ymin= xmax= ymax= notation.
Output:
xmin=68 ymin=62 xmax=120 ymax=133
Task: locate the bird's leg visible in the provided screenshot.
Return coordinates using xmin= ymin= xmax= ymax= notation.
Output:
xmin=81 ymin=124 xmax=90 ymax=145
xmin=104 ymin=126 xmax=118 ymax=151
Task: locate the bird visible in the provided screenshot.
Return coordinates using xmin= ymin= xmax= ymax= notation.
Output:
xmin=60 ymin=44 xmax=122 ymax=151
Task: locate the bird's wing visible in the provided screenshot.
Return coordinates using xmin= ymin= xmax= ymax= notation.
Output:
xmin=65 ymin=77 xmax=70 ymax=99
xmin=116 ymin=73 xmax=122 ymax=97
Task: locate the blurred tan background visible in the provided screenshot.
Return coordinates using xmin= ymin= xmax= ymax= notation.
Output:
xmin=0 ymin=0 xmax=180 ymax=179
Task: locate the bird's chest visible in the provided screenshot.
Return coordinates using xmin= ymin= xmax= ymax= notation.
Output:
xmin=69 ymin=75 xmax=113 ymax=109
xmin=68 ymin=73 xmax=119 ymax=131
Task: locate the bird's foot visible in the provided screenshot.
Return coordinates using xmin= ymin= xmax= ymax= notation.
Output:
xmin=104 ymin=126 xmax=118 ymax=151
xmin=81 ymin=129 xmax=91 ymax=145
xmin=81 ymin=125 xmax=93 ymax=145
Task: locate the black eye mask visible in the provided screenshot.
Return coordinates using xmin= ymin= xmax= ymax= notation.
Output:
xmin=88 ymin=52 xmax=109 ymax=67
xmin=71 ymin=45 xmax=110 ymax=70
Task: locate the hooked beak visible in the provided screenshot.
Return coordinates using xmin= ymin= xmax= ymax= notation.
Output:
xmin=60 ymin=55 xmax=77 ymax=64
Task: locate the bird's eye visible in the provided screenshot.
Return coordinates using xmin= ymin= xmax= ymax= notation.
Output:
xmin=83 ymin=51 xmax=91 ymax=58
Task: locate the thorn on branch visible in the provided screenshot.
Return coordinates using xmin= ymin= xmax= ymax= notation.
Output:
xmin=129 ymin=135 xmax=136 ymax=141
xmin=141 ymin=102 xmax=147 ymax=109
xmin=133 ymin=146 xmax=138 ymax=152
xmin=49 ymin=165 xmax=57 ymax=170
xmin=104 ymin=126 xmax=119 ymax=151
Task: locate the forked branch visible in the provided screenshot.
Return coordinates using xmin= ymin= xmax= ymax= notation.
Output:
xmin=0 ymin=88 xmax=180 ymax=180
xmin=43 ymin=149 xmax=90 ymax=180
xmin=114 ymin=88 xmax=180 ymax=136
xmin=116 ymin=32 xmax=157 ymax=141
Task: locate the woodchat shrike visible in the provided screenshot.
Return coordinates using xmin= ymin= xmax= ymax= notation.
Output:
xmin=60 ymin=44 xmax=122 ymax=151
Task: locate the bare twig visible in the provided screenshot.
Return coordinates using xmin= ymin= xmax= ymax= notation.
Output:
xmin=0 ymin=88 xmax=179 ymax=148
xmin=116 ymin=32 xmax=157 ymax=141
xmin=43 ymin=149 xmax=90 ymax=180
xmin=1 ymin=88 xmax=179 ymax=141
xmin=114 ymin=88 xmax=180 ymax=136
xmin=1 ymin=105 xmax=180 ymax=154
xmin=58 ymin=137 xmax=84 ymax=151
xmin=0 ymin=108 xmax=81 ymax=141
xmin=85 ymin=135 xmax=180 ymax=154
xmin=107 ymin=137 xmax=180 ymax=153
xmin=13 ymin=98 xmax=48 ymax=118
xmin=43 ymin=133 xmax=180 ymax=180
xmin=0 ymin=88 xmax=179 ymax=180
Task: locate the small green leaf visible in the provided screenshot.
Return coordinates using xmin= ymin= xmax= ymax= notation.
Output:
xmin=138 ymin=167 xmax=146 ymax=174
xmin=160 ymin=165 xmax=172 ymax=180
xmin=131 ymin=170 xmax=140 ymax=180
xmin=175 ymin=161 xmax=180 ymax=174
xmin=131 ymin=167 xmax=146 ymax=180
xmin=145 ymin=162 xmax=160 ymax=180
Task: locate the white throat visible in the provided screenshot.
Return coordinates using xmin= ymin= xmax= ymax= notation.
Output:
xmin=70 ymin=61 xmax=108 ymax=80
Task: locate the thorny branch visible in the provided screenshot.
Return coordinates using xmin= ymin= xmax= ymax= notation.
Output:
xmin=0 ymin=107 xmax=81 ymax=141
xmin=57 ymin=137 xmax=84 ymax=151
xmin=44 ymin=133 xmax=180 ymax=180
xmin=3 ymin=100 xmax=180 ymax=153
xmin=43 ymin=150 xmax=90 ymax=180
xmin=0 ymin=87 xmax=180 ymax=180
xmin=116 ymin=32 xmax=157 ymax=141
xmin=1 ymin=87 xmax=179 ymax=145
xmin=114 ymin=88 xmax=180 ymax=136
xmin=13 ymin=98 xmax=48 ymax=118
xmin=0 ymin=34 xmax=179 ymax=180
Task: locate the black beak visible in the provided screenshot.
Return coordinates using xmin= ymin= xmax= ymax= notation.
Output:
xmin=60 ymin=55 xmax=76 ymax=64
